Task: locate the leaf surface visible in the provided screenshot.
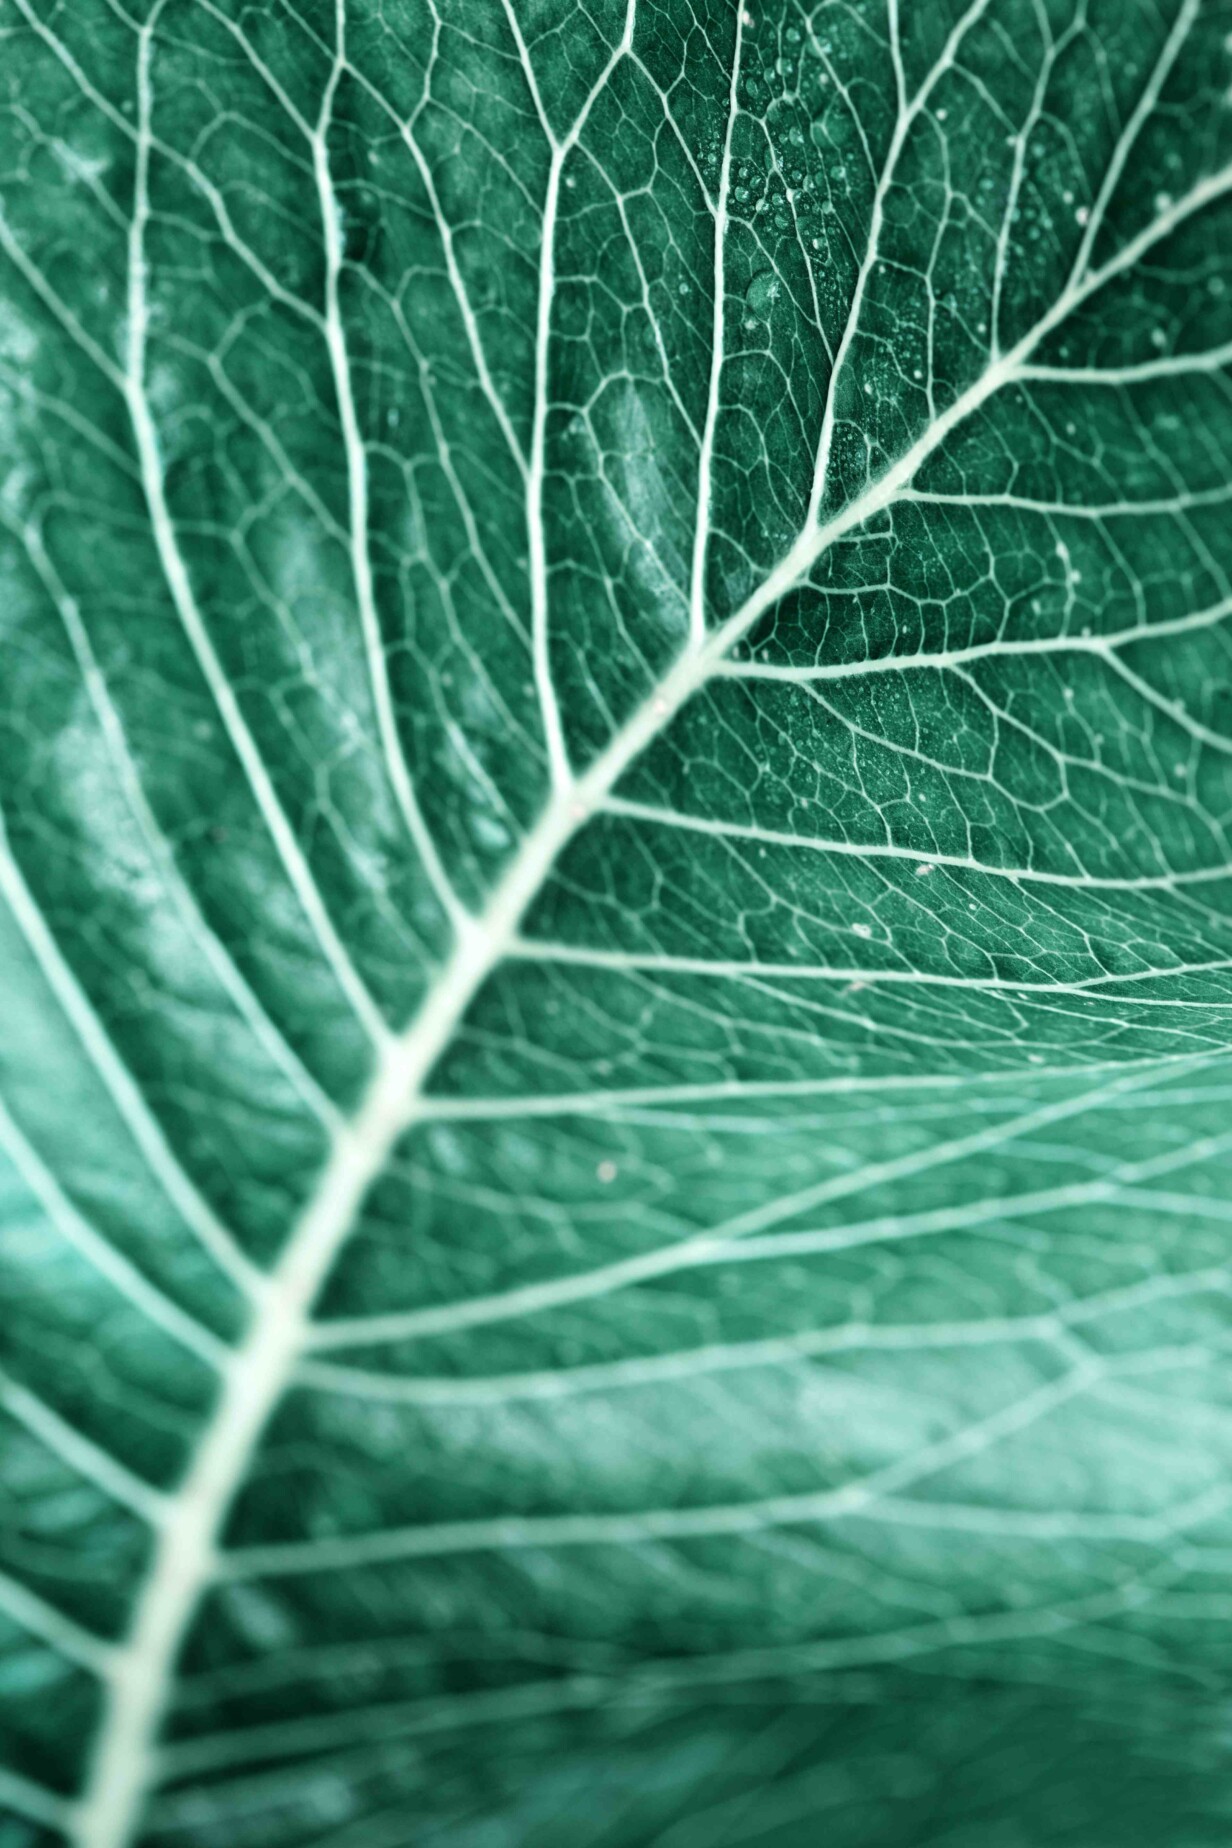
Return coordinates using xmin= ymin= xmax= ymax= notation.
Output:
xmin=3 ymin=0 xmax=1232 ymax=1842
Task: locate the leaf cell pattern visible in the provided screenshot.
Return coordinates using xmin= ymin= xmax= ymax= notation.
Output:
xmin=3 ymin=0 xmax=1232 ymax=1843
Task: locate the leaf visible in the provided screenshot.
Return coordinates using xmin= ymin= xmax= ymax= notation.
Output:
xmin=3 ymin=0 xmax=1232 ymax=1842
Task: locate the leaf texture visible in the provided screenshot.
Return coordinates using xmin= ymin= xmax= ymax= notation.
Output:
xmin=3 ymin=0 xmax=1232 ymax=1842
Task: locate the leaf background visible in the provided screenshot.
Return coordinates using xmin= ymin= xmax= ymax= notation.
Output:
xmin=3 ymin=0 xmax=1232 ymax=1841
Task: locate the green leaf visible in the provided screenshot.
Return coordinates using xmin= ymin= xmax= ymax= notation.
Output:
xmin=3 ymin=0 xmax=1232 ymax=1842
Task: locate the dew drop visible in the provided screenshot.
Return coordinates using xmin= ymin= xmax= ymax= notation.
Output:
xmin=744 ymin=269 xmax=779 ymax=317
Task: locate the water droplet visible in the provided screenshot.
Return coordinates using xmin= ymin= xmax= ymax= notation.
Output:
xmin=744 ymin=270 xmax=779 ymax=317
